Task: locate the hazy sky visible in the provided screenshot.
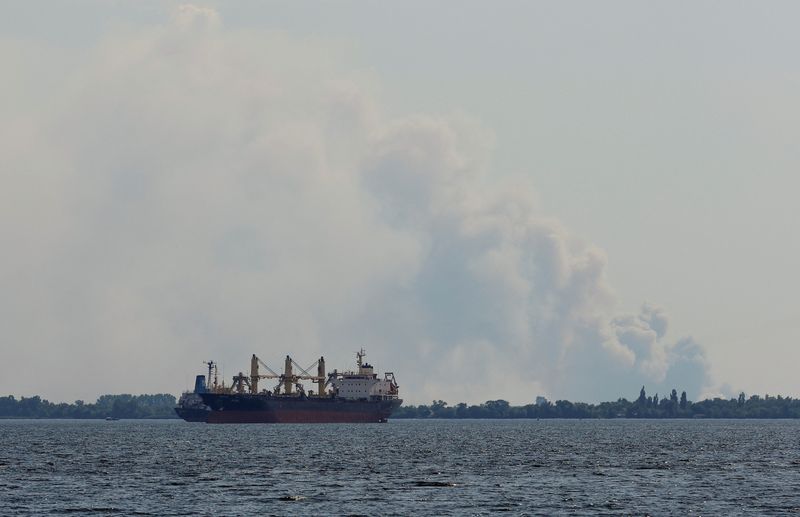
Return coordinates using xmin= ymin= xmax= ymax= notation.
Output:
xmin=2 ymin=2 xmax=798 ymax=404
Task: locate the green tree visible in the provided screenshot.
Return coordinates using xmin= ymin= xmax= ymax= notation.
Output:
xmin=484 ymin=399 xmax=510 ymax=418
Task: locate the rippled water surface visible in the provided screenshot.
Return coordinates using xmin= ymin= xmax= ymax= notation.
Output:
xmin=2 ymin=419 xmax=799 ymax=515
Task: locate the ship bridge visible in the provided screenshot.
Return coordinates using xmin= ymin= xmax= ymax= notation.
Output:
xmin=331 ymin=349 xmax=399 ymax=401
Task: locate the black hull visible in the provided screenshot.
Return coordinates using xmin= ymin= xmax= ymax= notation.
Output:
xmin=198 ymin=393 xmax=402 ymax=423
xmin=174 ymin=407 xmax=210 ymax=422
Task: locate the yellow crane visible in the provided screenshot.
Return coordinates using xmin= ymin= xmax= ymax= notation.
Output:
xmin=230 ymin=354 xmax=327 ymax=397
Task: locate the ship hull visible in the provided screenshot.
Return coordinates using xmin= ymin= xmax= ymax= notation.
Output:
xmin=174 ymin=392 xmax=211 ymax=423
xmin=199 ymin=393 xmax=402 ymax=424
xmin=174 ymin=407 xmax=210 ymax=422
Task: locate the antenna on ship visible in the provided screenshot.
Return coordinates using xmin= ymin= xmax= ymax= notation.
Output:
xmin=204 ymin=360 xmax=216 ymax=390
xmin=356 ymin=347 xmax=367 ymax=373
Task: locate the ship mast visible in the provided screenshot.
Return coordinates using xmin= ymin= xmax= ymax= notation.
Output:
xmin=357 ymin=348 xmax=365 ymax=373
xmin=204 ymin=360 xmax=216 ymax=390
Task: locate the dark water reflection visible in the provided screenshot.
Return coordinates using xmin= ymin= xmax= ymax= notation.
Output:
xmin=1 ymin=419 xmax=799 ymax=515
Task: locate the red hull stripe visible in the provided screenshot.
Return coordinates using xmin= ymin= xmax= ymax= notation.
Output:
xmin=206 ymin=409 xmax=387 ymax=424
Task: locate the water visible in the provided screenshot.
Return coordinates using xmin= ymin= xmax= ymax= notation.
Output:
xmin=2 ymin=419 xmax=799 ymax=515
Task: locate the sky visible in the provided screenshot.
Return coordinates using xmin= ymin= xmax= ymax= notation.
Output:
xmin=1 ymin=2 xmax=798 ymax=405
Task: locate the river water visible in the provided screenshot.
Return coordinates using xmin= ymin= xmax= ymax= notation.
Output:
xmin=1 ymin=419 xmax=799 ymax=515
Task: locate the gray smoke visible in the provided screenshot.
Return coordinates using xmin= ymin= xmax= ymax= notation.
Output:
xmin=0 ymin=6 xmax=712 ymax=403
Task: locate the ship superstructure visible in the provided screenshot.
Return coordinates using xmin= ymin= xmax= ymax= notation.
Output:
xmin=176 ymin=350 xmax=401 ymax=424
xmin=330 ymin=350 xmax=398 ymax=401
xmin=174 ymin=360 xmax=224 ymax=422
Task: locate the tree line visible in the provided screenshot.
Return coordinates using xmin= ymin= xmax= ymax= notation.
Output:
xmin=3 ymin=387 xmax=800 ymax=419
xmin=393 ymin=387 xmax=800 ymax=419
xmin=0 ymin=394 xmax=178 ymax=419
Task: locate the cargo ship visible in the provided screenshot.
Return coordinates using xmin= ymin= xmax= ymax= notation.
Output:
xmin=175 ymin=350 xmax=401 ymax=424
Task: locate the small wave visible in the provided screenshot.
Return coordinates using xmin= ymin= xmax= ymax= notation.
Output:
xmin=60 ymin=508 xmax=121 ymax=514
xmin=278 ymin=495 xmax=306 ymax=501
xmin=633 ymin=462 xmax=671 ymax=470
xmin=412 ymin=480 xmax=457 ymax=487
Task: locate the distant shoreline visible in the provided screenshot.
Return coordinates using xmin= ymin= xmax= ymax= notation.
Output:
xmin=393 ymin=390 xmax=800 ymax=419
xmin=0 ymin=394 xmax=178 ymax=420
xmin=2 ymin=389 xmax=799 ymax=420
xmin=0 ymin=416 xmax=179 ymax=420
xmin=2 ymin=416 xmax=800 ymax=421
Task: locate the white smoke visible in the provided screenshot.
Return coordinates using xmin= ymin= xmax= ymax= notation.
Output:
xmin=0 ymin=6 xmax=712 ymax=403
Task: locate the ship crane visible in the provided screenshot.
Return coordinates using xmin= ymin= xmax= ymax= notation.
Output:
xmin=248 ymin=354 xmax=328 ymax=397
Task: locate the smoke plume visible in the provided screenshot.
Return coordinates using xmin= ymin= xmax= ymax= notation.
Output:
xmin=0 ymin=6 xmax=712 ymax=403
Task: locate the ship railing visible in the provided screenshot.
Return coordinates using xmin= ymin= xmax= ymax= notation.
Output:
xmin=370 ymin=394 xmax=399 ymax=401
